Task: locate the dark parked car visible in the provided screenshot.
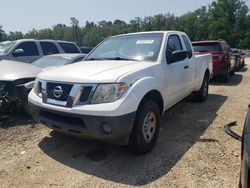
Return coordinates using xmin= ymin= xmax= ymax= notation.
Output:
xmin=231 ymin=48 xmax=241 ymax=70
xmin=240 ymin=105 xmax=250 ymax=188
xmin=80 ymin=47 xmax=93 ymax=54
xmin=231 ymin=48 xmax=245 ymax=70
xmin=240 ymin=50 xmax=246 ymax=68
xmin=192 ymin=40 xmax=236 ymax=82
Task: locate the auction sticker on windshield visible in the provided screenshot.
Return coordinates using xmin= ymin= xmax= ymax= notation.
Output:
xmin=136 ymin=40 xmax=155 ymax=45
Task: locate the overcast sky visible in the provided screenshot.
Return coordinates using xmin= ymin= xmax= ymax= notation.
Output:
xmin=1 ymin=0 xmax=249 ymax=33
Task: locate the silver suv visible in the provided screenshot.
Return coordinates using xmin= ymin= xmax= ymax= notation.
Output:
xmin=0 ymin=39 xmax=81 ymax=63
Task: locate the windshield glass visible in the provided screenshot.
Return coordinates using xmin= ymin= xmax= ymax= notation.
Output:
xmin=31 ymin=55 xmax=73 ymax=68
xmin=85 ymin=33 xmax=164 ymax=61
xmin=0 ymin=41 xmax=16 ymax=54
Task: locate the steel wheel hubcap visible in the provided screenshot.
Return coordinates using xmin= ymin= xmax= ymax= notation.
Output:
xmin=142 ymin=111 xmax=156 ymax=143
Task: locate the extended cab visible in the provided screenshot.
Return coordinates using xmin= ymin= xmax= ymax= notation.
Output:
xmin=28 ymin=31 xmax=212 ymax=154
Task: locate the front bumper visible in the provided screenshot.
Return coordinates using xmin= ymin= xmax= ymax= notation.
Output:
xmin=29 ymin=102 xmax=136 ymax=144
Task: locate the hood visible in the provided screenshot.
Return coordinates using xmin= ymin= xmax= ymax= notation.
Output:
xmin=38 ymin=60 xmax=155 ymax=83
xmin=0 ymin=60 xmax=42 ymax=81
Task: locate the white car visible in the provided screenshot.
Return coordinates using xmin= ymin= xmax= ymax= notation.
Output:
xmin=28 ymin=31 xmax=212 ymax=154
xmin=0 ymin=54 xmax=85 ymax=115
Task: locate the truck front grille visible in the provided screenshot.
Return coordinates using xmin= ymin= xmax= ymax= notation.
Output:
xmin=79 ymin=86 xmax=93 ymax=103
xmin=40 ymin=81 xmax=97 ymax=107
xmin=47 ymin=82 xmax=73 ymax=101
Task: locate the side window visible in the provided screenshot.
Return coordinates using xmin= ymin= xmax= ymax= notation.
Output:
xmin=13 ymin=42 xmax=39 ymax=56
xmin=59 ymin=42 xmax=80 ymax=53
xmin=40 ymin=42 xmax=59 ymax=55
xmin=182 ymin=35 xmax=193 ymax=58
xmin=166 ymin=35 xmax=183 ymax=63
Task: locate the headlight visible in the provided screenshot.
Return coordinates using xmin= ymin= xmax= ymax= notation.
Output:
xmin=33 ymin=78 xmax=41 ymax=97
xmin=91 ymin=83 xmax=128 ymax=104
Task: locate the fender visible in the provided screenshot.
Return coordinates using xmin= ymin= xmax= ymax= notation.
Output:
xmin=129 ymin=76 xmax=165 ymax=111
xmin=194 ymin=68 xmax=210 ymax=91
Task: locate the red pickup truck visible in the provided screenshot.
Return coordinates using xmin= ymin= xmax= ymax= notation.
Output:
xmin=192 ymin=40 xmax=236 ymax=82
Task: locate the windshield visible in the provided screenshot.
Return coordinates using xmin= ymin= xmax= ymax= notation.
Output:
xmin=31 ymin=55 xmax=73 ymax=68
xmin=85 ymin=33 xmax=164 ymax=61
xmin=0 ymin=41 xmax=16 ymax=54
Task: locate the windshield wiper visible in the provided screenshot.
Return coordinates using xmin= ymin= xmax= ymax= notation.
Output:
xmin=84 ymin=58 xmax=107 ymax=61
xmin=85 ymin=57 xmax=139 ymax=61
xmin=103 ymin=57 xmax=138 ymax=61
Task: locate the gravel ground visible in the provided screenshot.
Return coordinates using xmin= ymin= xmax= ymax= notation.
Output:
xmin=0 ymin=59 xmax=250 ymax=188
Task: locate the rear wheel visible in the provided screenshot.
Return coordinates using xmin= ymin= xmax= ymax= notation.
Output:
xmin=194 ymin=73 xmax=209 ymax=102
xmin=129 ymin=101 xmax=160 ymax=154
xmin=242 ymin=60 xmax=245 ymax=68
xmin=222 ymin=67 xmax=230 ymax=82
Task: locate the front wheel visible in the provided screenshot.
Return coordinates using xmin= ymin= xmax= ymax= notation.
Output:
xmin=194 ymin=73 xmax=209 ymax=102
xmin=129 ymin=101 xmax=160 ymax=154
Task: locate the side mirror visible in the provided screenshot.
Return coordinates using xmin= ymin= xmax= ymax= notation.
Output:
xmin=13 ymin=49 xmax=24 ymax=57
xmin=169 ymin=50 xmax=188 ymax=64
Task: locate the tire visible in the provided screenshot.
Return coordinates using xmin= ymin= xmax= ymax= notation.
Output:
xmin=222 ymin=67 xmax=230 ymax=82
xmin=230 ymin=70 xmax=235 ymax=75
xmin=242 ymin=60 xmax=245 ymax=68
xmin=129 ymin=100 xmax=160 ymax=154
xmin=194 ymin=73 xmax=209 ymax=102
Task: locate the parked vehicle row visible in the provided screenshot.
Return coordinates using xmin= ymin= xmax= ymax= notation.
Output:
xmin=0 ymin=39 xmax=81 ymax=63
xmin=0 ymin=30 xmax=249 ymax=186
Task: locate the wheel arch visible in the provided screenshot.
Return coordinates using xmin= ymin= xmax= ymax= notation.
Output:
xmin=137 ymin=90 xmax=164 ymax=116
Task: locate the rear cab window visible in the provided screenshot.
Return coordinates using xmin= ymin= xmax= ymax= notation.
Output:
xmin=59 ymin=42 xmax=80 ymax=53
xmin=40 ymin=42 xmax=60 ymax=55
xmin=182 ymin=35 xmax=193 ymax=58
xmin=192 ymin=42 xmax=223 ymax=53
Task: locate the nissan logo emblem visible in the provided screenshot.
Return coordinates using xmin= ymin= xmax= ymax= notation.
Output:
xmin=53 ymin=86 xmax=63 ymax=98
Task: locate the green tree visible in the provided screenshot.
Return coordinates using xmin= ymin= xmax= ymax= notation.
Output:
xmin=8 ymin=31 xmax=23 ymax=40
xmin=0 ymin=26 xmax=7 ymax=41
xmin=208 ymin=0 xmax=249 ymax=47
xmin=70 ymin=17 xmax=81 ymax=45
xmin=52 ymin=24 xmax=67 ymax=40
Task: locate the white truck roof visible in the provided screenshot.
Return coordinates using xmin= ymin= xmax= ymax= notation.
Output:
xmin=113 ymin=30 xmax=187 ymax=37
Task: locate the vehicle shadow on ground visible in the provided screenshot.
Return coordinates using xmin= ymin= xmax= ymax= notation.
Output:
xmin=210 ymin=73 xmax=243 ymax=86
xmin=38 ymin=93 xmax=227 ymax=186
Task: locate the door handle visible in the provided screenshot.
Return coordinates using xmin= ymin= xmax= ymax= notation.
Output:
xmin=184 ymin=65 xmax=189 ymax=69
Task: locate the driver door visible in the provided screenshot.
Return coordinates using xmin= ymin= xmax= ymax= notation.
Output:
xmin=164 ymin=34 xmax=189 ymax=107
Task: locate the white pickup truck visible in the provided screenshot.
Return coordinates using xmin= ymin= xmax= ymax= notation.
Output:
xmin=28 ymin=31 xmax=212 ymax=154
